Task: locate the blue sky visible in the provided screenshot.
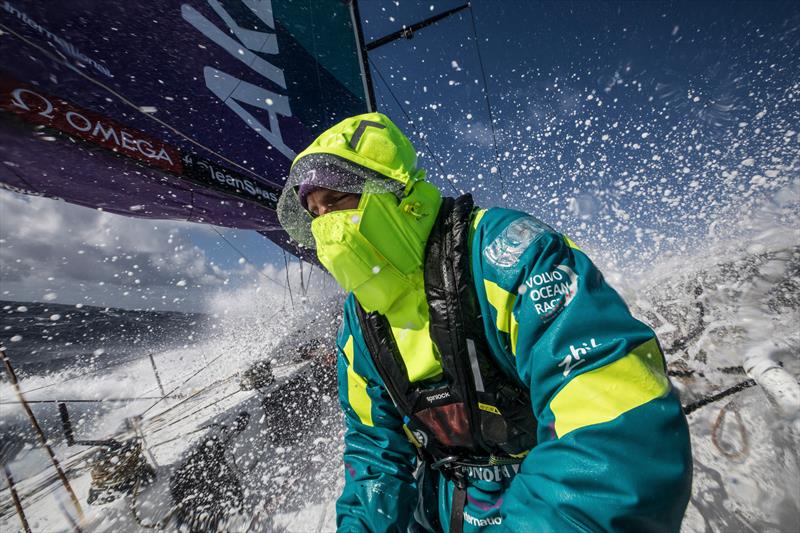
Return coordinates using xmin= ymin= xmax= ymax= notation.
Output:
xmin=209 ymin=0 xmax=799 ymax=273
xmin=2 ymin=0 xmax=797 ymax=311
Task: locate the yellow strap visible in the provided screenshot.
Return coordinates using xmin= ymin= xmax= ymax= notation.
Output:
xmin=343 ymin=335 xmax=374 ymax=427
xmin=467 ymin=208 xmax=487 ymax=255
xmin=471 ymin=208 xmax=487 ymax=233
xmin=402 ymin=424 xmax=422 ymax=448
xmin=478 ymin=402 xmax=501 ymax=415
xmin=483 ymin=279 xmax=520 ymax=355
xmin=390 ymin=322 xmax=442 ymax=382
xmin=550 ymin=338 xmax=669 ymax=438
xmin=563 ymin=235 xmax=582 ymax=251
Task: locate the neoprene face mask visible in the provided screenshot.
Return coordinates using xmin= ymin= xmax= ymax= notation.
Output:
xmin=310 ymin=183 xmax=442 ymax=314
xmin=311 ymin=205 xmax=410 ymax=314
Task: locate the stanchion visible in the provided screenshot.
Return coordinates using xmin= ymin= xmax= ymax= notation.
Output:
xmin=3 ymin=464 xmax=31 ymax=533
xmin=1 ymin=346 xmax=84 ymax=520
xmin=148 ymin=353 xmax=167 ymax=398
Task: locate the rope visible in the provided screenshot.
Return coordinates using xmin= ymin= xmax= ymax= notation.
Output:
xmin=85 ymin=440 xmax=175 ymax=529
xmin=667 ymin=365 xmax=747 ymax=379
xmin=711 ymin=401 xmax=749 ymax=459
xmin=153 ymin=389 xmax=243 ymax=434
xmin=150 ymin=426 xmax=211 ymax=449
xmin=89 ymin=442 xmax=147 ymax=494
xmin=143 ymin=376 xmax=235 ymax=433
xmin=683 ymin=378 xmax=757 ymax=415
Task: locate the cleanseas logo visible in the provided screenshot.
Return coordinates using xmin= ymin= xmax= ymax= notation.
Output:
xmin=182 ymin=0 xmax=296 ymax=160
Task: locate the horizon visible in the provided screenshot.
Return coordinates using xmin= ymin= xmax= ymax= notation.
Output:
xmin=1 ymin=0 xmax=798 ymax=312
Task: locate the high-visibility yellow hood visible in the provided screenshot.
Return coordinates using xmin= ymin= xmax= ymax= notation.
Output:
xmin=291 ymin=112 xmax=426 ymax=187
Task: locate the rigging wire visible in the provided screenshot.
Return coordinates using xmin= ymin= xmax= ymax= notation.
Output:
xmin=0 ymin=397 xmax=162 ymax=405
xmin=304 ymin=263 xmax=314 ymax=297
xmin=282 ymin=250 xmax=295 ymax=308
xmin=142 ymin=374 xmax=239 ymax=435
xmin=17 ymin=355 xmax=155 ymax=396
xmin=130 ymin=365 xmax=204 ymax=402
xmin=140 ymin=351 xmax=228 ymax=417
xmin=367 ymin=57 xmax=461 ymax=196
xmin=466 ymin=3 xmax=506 ymax=200
xmin=299 ymin=257 xmax=305 ymax=296
xmin=211 ymin=227 xmax=288 ymax=289
xmin=153 ymin=389 xmax=243 ymax=434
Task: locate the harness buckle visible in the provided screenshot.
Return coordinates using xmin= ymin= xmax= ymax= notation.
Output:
xmin=430 ymin=456 xmax=467 ymax=489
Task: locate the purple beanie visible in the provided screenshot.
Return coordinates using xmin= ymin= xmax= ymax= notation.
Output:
xmin=297 ymin=166 xmax=365 ymax=210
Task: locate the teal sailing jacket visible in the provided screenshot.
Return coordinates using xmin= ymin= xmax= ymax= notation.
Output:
xmin=334 ymin=206 xmax=692 ymax=532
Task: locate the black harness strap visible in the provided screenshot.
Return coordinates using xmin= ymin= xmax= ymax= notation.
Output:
xmin=355 ymin=194 xmax=538 ymax=532
xmin=450 ymin=482 xmax=467 ymax=533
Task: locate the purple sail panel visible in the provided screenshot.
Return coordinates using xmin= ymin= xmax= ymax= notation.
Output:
xmin=0 ymin=0 xmax=369 ymax=243
xmin=0 ymin=123 xmax=277 ymax=230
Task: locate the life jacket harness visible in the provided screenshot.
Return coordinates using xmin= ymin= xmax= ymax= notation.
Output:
xmin=356 ymin=194 xmax=538 ymax=531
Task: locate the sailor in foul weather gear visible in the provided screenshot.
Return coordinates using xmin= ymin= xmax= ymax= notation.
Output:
xmin=277 ymin=112 xmax=692 ymax=532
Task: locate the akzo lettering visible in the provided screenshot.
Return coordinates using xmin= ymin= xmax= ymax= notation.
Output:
xmin=463 ymin=511 xmax=503 ymax=527
xmin=524 ymin=264 xmax=578 ymax=321
xmin=558 ymin=338 xmax=600 ymax=377
xmin=182 ymin=0 xmax=296 ymax=160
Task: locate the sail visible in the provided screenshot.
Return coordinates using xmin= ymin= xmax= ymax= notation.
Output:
xmin=0 ymin=0 xmax=371 ymax=256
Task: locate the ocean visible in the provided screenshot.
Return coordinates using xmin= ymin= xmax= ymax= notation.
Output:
xmin=0 ymin=300 xmax=212 ymax=379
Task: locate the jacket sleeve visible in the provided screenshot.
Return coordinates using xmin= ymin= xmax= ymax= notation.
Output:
xmin=475 ymin=214 xmax=692 ymax=533
xmin=335 ymin=298 xmax=419 ymax=533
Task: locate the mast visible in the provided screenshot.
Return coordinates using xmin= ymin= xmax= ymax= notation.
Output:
xmin=348 ymin=0 xmax=377 ymax=112
xmin=348 ymin=1 xmax=470 ymax=113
